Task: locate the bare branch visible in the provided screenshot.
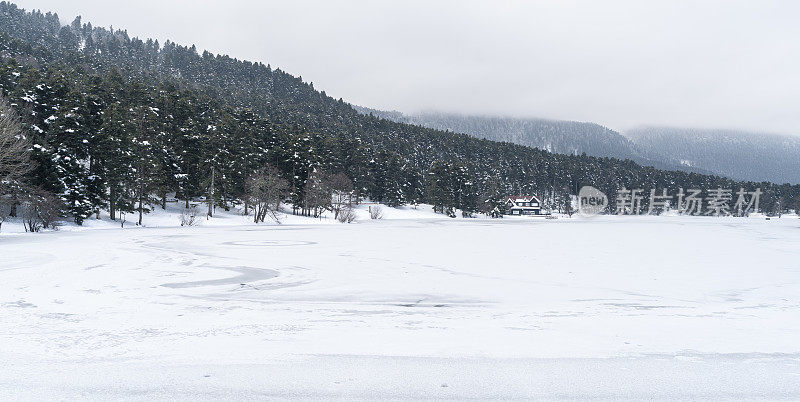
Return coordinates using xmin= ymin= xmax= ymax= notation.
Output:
xmin=0 ymin=93 xmax=31 ymax=191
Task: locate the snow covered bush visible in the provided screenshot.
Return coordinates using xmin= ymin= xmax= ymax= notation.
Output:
xmin=369 ymin=205 xmax=383 ymax=220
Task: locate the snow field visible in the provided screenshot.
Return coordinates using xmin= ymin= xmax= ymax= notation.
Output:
xmin=1 ymin=207 xmax=800 ymax=399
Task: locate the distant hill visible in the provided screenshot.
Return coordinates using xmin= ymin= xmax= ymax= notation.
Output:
xmin=626 ymin=127 xmax=800 ymax=185
xmin=354 ymin=107 xmax=699 ymax=173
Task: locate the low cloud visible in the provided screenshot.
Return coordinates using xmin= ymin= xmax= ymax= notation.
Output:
xmin=15 ymin=0 xmax=800 ymax=135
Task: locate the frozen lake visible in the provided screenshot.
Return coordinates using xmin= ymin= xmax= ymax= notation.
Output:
xmin=2 ymin=215 xmax=800 ymax=399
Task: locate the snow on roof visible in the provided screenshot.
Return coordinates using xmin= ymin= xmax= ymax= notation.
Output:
xmin=507 ymin=195 xmax=540 ymax=203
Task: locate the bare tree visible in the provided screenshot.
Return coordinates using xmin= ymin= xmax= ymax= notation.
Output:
xmin=0 ymin=94 xmax=31 ymax=194
xmin=303 ymin=170 xmax=332 ymax=218
xmin=0 ymin=195 xmax=11 ymax=231
xmin=246 ymin=165 xmax=289 ymax=223
xmin=329 ymin=172 xmax=355 ymax=220
xmin=20 ymin=189 xmax=62 ymax=232
xmin=774 ymin=196 xmax=784 ymax=218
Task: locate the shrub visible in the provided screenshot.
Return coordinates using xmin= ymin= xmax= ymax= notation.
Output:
xmin=20 ymin=189 xmax=62 ymax=232
xmin=180 ymin=205 xmax=200 ymax=226
xmin=369 ymin=205 xmax=383 ymax=220
xmin=337 ymin=205 xmax=357 ymax=223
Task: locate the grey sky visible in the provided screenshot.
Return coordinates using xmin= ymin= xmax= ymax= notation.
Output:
xmin=12 ymin=0 xmax=800 ymax=135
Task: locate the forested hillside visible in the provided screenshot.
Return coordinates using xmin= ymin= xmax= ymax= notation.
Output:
xmin=353 ymin=107 xmax=701 ymax=173
xmin=627 ymin=127 xmax=800 ymax=185
xmin=0 ymin=1 xmax=797 ymax=227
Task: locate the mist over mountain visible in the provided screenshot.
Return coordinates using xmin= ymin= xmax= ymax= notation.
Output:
xmin=626 ymin=127 xmax=800 ymax=185
xmin=353 ymin=107 xmax=705 ymax=173
xmin=354 ymin=107 xmax=799 ymax=185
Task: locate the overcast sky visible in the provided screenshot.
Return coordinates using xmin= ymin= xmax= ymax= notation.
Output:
xmin=13 ymin=0 xmax=800 ymax=135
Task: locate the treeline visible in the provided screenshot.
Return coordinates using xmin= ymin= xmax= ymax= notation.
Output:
xmin=0 ymin=1 xmax=798 ymax=230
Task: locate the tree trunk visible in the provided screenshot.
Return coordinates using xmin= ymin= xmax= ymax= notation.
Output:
xmin=109 ymin=188 xmax=116 ymax=220
xmin=207 ymin=168 xmax=214 ymax=218
xmin=138 ymin=186 xmax=143 ymax=226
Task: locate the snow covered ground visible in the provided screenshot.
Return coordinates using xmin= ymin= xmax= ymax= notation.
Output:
xmin=1 ymin=206 xmax=800 ymax=399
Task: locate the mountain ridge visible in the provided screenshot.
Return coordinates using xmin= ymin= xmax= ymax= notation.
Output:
xmin=626 ymin=126 xmax=800 ymax=185
xmin=353 ymin=106 xmax=713 ymax=175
